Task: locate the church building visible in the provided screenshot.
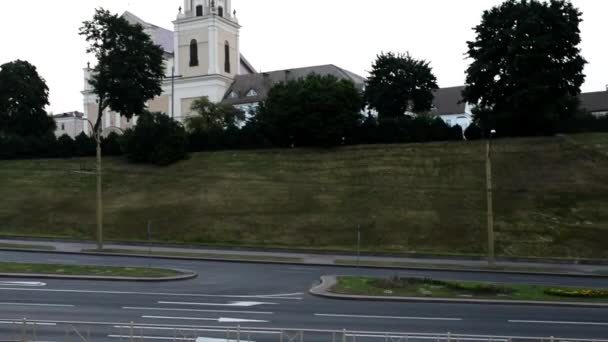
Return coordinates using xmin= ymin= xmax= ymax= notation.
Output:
xmin=81 ymin=0 xmax=365 ymax=135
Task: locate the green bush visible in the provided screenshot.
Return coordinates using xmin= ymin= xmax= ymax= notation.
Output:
xmin=56 ymin=134 xmax=76 ymax=158
xmin=465 ymin=123 xmax=483 ymax=140
xmin=373 ymin=277 xmax=513 ymax=295
xmin=74 ymin=132 xmax=96 ymax=157
xmin=102 ymin=132 xmax=123 ymax=156
xmin=121 ymin=111 xmax=187 ymax=166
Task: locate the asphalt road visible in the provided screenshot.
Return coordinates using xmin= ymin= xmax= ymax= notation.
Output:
xmin=0 ymin=251 xmax=606 ymax=342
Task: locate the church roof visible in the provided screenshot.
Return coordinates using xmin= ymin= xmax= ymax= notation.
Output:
xmin=122 ymin=11 xmax=174 ymax=54
xmin=580 ymin=90 xmax=608 ymax=113
xmin=431 ymin=86 xmax=467 ymax=116
xmin=222 ymin=64 xmax=366 ymax=105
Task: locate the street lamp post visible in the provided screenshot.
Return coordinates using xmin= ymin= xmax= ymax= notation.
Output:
xmin=81 ymin=118 xmax=104 ymax=251
xmin=486 ymin=129 xmax=497 ymax=267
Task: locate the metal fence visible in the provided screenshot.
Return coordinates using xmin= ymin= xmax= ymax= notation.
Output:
xmin=2 ymin=319 xmax=607 ymax=342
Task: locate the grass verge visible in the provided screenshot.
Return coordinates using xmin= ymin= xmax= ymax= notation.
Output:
xmin=0 ymin=262 xmax=185 ymax=278
xmin=0 ymin=243 xmax=55 ymax=251
xmin=333 ymin=276 xmax=608 ymax=303
xmin=84 ymin=248 xmax=303 ymax=263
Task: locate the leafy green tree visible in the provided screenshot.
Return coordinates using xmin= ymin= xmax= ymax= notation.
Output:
xmin=463 ymin=0 xmax=586 ymax=136
xmin=257 ymin=74 xmax=363 ymax=147
xmin=186 ymin=96 xmax=245 ymax=132
xmin=101 ymin=132 xmax=123 ymax=155
xmin=364 ymin=52 xmax=438 ymax=120
xmin=0 ymin=60 xmax=55 ymax=137
xmin=56 ymin=134 xmax=76 ymax=158
xmin=121 ymin=112 xmax=187 ymax=166
xmin=80 ymin=8 xmax=165 ymax=137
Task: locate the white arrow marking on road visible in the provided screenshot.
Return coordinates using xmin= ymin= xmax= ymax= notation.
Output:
xmin=142 ymin=315 xmax=269 ymax=323
xmin=158 ymin=301 xmax=277 ymax=307
xmin=123 ymin=306 xmax=273 ymax=315
xmin=0 ymin=281 xmax=46 ymax=287
xmin=109 ymin=335 xmax=254 ymax=342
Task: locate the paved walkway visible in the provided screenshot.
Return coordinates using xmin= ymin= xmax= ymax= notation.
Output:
xmin=1 ymin=238 xmax=608 ymax=275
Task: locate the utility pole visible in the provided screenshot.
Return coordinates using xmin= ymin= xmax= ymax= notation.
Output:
xmin=486 ymin=129 xmax=497 ymax=267
xmin=95 ymin=128 xmax=103 ymax=251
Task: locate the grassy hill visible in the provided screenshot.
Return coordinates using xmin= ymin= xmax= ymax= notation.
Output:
xmin=1 ymin=133 xmax=607 ymax=259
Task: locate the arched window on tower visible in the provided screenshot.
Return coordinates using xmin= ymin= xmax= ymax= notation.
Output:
xmin=218 ymin=6 xmax=224 ymax=17
xmin=196 ymin=5 xmax=203 ymax=16
xmin=224 ymin=41 xmax=231 ymax=73
xmin=190 ymin=39 xmax=199 ymax=67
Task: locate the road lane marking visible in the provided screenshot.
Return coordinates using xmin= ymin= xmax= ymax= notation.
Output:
xmin=0 ymin=321 xmax=57 ymax=326
xmin=0 ymin=281 xmax=46 ymax=287
xmin=158 ymin=301 xmax=278 ymax=307
xmin=0 ymin=288 xmax=301 ymax=300
xmin=123 ymin=307 xmax=273 ymax=315
xmin=346 ymin=335 xmax=505 ymax=342
xmin=509 ymin=320 xmax=608 ymax=326
xmin=109 ymin=335 xmax=194 ymax=341
xmin=0 ymin=302 xmax=74 ymax=307
xmin=142 ymin=316 xmax=269 ymax=323
xmin=114 ymin=326 xmax=280 ymax=334
xmin=315 ymin=314 xmax=462 ymax=321
xmin=110 ymin=335 xmax=255 ymax=342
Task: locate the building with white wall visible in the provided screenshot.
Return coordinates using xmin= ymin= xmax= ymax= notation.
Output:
xmin=53 ymin=111 xmax=85 ymax=138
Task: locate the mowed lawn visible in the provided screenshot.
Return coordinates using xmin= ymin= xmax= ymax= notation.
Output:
xmin=1 ymin=133 xmax=607 ymax=258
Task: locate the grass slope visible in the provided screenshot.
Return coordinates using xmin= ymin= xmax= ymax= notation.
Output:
xmin=1 ymin=134 xmax=607 ymax=258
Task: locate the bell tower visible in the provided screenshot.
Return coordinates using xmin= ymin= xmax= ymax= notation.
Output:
xmin=174 ymin=0 xmax=240 ymax=79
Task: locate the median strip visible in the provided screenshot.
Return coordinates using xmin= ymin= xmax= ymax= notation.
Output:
xmin=0 ymin=262 xmax=195 ymax=281
xmin=311 ymin=275 xmax=608 ymax=306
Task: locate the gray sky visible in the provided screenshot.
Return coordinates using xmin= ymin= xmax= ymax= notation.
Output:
xmin=0 ymin=0 xmax=606 ymax=114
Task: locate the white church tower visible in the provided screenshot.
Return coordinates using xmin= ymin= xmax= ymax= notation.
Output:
xmin=171 ymin=0 xmax=241 ymax=120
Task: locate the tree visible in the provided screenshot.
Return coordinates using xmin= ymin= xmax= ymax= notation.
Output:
xmin=465 ymin=123 xmax=483 ymax=140
xmin=257 ymin=74 xmax=363 ymax=147
xmin=462 ymin=0 xmax=586 ymax=136
xmin=122 ymin=112 xmax=188 ymax=166
xmin=74 ymin=132 xmax=97 ymax=157
xmin=80 ymin=8 xmax=165 ymax=249
xmin=186 ymin=96 xmax=245 ymax=132
xmin=0 ymin=60 xmax=55 ymax=137
xmin=364 ymin=52 xmax=438 ymax=120
xmin=80 ymin=8 xmax=165 ymax=135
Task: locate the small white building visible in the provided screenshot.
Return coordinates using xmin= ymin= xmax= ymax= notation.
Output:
xmin=53 ymin=111 xmax=85 ymax=138
xmin=431 ymin=86 xmax=473 ymax=130
xmin=580 ymin=87 xmax=608 ymax=117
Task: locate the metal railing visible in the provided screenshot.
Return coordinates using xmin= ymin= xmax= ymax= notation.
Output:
xmin=2 ymin=319 xmax=607 ymax=342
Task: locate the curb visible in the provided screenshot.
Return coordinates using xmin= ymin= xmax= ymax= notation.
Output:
xmin=1 ymin=247 xmax=607 ymax=279
xmin=0 ymin=269 xmax=197 ymax=282
xmin=1 ymin=235 xmax=607 ymax=265
xmin=309 ymin=275 xmax=608 ymax=308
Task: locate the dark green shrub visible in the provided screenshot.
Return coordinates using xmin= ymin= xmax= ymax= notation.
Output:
xmin=56 ymin=134 xmax=76 ymax=158
xmin=74 ymin=132 xmax=96 ymax=157
xmin=122 ymin=111 xmax=187 ymax=166
xmin=465 ymin=123 xmax=483 ymax=140
xmin=102 ymin=132 xmax=122 ymax=156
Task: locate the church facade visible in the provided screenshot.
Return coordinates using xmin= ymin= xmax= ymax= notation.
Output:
xmin=81 ymin=0 xmax=367 ymax=135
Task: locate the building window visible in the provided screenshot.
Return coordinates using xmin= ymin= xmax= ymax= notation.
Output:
xmin=61 ymin=123 xmax=65 ymax=131
xmin=196 ymin=5 xmax=203 ymax=16
xmin=229 ymin=91 xmax=238 ymax=99
xmin=218 ymin=6 xmax=224 ymax=17
xmin=190 ymin=39 xmax=198 ymax=67
xmin=224 ymin=41 xmax=231 ymax=73
xmin=246 ymin=89 xmax=258 ymax=97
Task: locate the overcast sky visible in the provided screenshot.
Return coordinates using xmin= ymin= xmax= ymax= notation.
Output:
xmin=0 ymin=0 xmax=606 ymax=114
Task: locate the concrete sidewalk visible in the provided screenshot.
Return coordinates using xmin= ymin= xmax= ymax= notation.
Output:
xmin=1 ymin=238 xmax=608 ymax=276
